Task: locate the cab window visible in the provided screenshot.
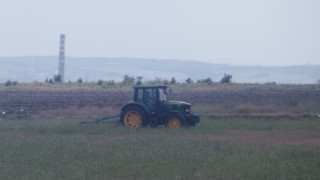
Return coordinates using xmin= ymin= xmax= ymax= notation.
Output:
xmin=159 ymin=88 xmax=167 ymax=101
xmin=144 ymin=88 xmax=156 ymax=111
xmin=136 ymin=89 xmax=143 ymax=102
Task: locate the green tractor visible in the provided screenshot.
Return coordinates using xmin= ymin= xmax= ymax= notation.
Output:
xmin=120 ymin=85 xmax=200 ymax=128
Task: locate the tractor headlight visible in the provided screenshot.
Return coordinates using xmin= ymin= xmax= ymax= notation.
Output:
xmin=184 ymin=107 xmax=191 ymax=114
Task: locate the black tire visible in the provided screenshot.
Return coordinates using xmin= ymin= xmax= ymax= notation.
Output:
xmin=166 ymin=113 xmax=186 ymax=128
xmin=120 ymin=106 xmax=148 ymax=127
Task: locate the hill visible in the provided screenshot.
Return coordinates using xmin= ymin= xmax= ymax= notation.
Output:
xmin=0 ymin=56 xmax=319 ymax=84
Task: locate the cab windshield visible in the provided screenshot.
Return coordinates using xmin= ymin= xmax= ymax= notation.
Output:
xmin=159 ymin=88 xmax=167 ymax=101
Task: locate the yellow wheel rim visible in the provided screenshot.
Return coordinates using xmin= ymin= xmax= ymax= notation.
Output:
xmin=168 ymin=117 xmax=180 ymax=128
xmin=124 ymin=111 xmax=142 ymax=127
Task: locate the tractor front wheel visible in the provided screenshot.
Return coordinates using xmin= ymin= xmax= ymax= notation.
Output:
xmin=166 ymin=114 xmax=185 ymax=128
xmin=120 ymin=106 xmax=148 ymax=128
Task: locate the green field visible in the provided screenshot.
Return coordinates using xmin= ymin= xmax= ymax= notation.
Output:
xmin=1 ymin=117 xmax=320 ymax=180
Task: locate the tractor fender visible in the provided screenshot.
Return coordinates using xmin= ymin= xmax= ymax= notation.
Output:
xmin=121 ymin=102 xmax=151 ymax=119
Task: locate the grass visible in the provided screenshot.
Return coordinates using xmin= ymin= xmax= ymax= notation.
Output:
xmin=2 ymin=117 xmax=320 ymax=134
xmin=1 ymin=118 xmax=320 ymax=180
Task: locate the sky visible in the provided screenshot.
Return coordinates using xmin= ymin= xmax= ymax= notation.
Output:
xmin=0 ymin=0 xmax=319 ymax=66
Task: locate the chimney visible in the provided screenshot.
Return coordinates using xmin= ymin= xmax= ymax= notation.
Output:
xmin=58 ymin=34 xmax=65 ymax=82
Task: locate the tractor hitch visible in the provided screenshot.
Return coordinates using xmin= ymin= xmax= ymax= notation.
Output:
xmin=79 ymin=115 xmax=120 ymax=125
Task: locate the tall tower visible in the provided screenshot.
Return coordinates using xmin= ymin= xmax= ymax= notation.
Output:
xmin=58 ymin=34 xmax=65 ymax=82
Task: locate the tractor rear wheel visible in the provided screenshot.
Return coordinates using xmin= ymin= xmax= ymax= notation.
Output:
xmin=120 ymin=106 xmax=148 ymax=127
xmin=166 ymin=114 xmax=185 ymax=128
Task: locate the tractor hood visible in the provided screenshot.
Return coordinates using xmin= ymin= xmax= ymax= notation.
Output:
xmin=161 ymin=100 xmax=191 ymax=113
xmin=162 ymin=100 xmax=191 ymax=106
xmin=161 ymin=100 xmax=200 ymax=126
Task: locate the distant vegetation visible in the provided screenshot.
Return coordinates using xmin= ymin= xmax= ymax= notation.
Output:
xmin=2 ymin=73 xmax=320 ymax=90
xmin=2 ymin=74 xmax=320 ymax=92
xmin=185 ymin=78 xmax=193 ymax=84
xmin=45 ymin=75 xmax=62 ymax=84
xmin=4 ymin=80 xmax=18 ymax=87
xmin=25 ymin=73 xmax=234 ymax=87
xmin=220 ymin=74 xmax=232 ymax=83
xmin=170 ymin=77 xmax=176 ymax=84
xmin=122 ymin=75 xmax=135 ymax=85
xmin=197 ymin=77 xmax=213 ymax=85
xmin=136 ymin=76 xmax=143 ymax=85
xmin=54 ymin=75 xmax=62 ymax=83
xmin=1 ymin=56 xmax=320 ymax=84
xmin=76 ymin=78 xmax=83 ymax=83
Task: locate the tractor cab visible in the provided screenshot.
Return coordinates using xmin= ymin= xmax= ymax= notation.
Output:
xmin=120 ymin=85 xmax=200 ymax=128
xmin=134 ymin=85 xmax=166 ymax=114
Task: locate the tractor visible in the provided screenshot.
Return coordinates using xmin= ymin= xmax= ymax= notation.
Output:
xmin=120 ymin=85 xmax=200 ymax=128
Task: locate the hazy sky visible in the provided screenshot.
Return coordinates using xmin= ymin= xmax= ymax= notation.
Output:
xmin=0 ymin=0 xmax=319 ymax=66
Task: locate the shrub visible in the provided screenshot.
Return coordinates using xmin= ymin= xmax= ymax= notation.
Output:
xmin=5 ymin=80 xmax=11 ymax=86
xmin=107 ymin=80 xmax=115 ymax=86
xmin=122 ymin=75 xmax=135 ymax=85
xmin=5 ymin=80 xmax=18 ymax=87
xmin=170 ymin=77 xmax=176 ymax=84
xmin=136 ymin=76 xmax=143 ymax=85
xmin=145 ymin=77 xmax=163 ymax=85
xmin=11 ymin=81 xmax=18 ymax=86
xmin=54 ymin=75 xmax=62 ymax=83
xmin=185 ymin=78 xmax=193 ymax=84
xmin=220 ymin=74 xmax=232 ymax=83
xmin=77 ymin=78 xmax=83 ymax=83
xmin=197 ymin=78 xmax=213 ymax=85
xmin=97 ymin=79 xmax=103 ymax=86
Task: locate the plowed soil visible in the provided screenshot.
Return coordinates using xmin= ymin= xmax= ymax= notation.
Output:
xmin=0 ymin=86 xmax=319 ymax=118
